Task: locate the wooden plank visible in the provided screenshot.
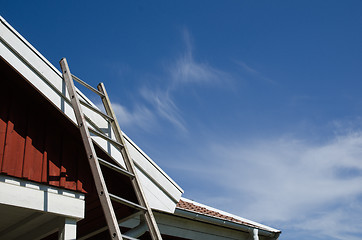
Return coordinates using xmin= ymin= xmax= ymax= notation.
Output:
xmin=0 ymin=84 xmax=10 ymax=172
xmin=22 ymin=105 xmax=46 ymax=182
xmin=41 ymin=149 xmax=48 ymax=183
xmin=45 ymin=121 xmax=63 ymax=187
xmin=2 ymin=95 xmax=27 ymax=178
xmin=76 ymin=145 xmax=86 ymax=192
xmin=60 ymin=136 xmax=77 ymax=190
xmin=0 ymin=59 xmax=90 ymax=192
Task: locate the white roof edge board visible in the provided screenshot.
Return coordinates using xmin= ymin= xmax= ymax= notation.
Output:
xmin=0 ymin=16 xmax=102 ymax=111
xmin=180 ymin=197 xmax=281 ymax=233
xmin=0 ymin=16 xmax=183 ymax=210
xmin=123 ymin=133 xmax=184 ymax=193
xmin=0 ymin=16 xmax=63 ymax=79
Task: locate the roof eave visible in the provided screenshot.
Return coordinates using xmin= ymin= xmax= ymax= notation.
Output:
xmin=174 ymin=208 xmax=281 ymax=238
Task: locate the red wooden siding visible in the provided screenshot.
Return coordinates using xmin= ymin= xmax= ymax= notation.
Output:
xmin=0 ymin=58 xmax=143 ymax=239
xmin=0 ymin=58 xmax=90 ymax=193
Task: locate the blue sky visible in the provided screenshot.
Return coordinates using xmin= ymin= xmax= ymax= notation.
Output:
xmin=2 ymin=1 xmax=362 ymax=239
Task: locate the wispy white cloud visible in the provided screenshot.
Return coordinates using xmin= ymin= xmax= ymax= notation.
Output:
xmin=140 ymin=87 xmax=186 ymax=132
xmin=295 ymin=207 xmax=362 ymax=240
xmin=172 ymin=128 xmax=362 ymax=240
xmin=170 ymin=53 xmax=228 ymax=86
xmin=237 ymin=61 xmax=275 ymax=84
xmin=238 ymin=61 xmax=259 ymax=75
xmin=110 ymin=102 xmax=157 ymax=132
xmin=136 ymin=29 xmax=231 ymax=131
xmin=109 ymin=28 xmax=231 ymax=132
xmin=169 ymin=29 xmax=230 ymax=87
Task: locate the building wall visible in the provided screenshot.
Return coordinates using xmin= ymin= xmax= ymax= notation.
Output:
xmin=0 ymin=58 xmax=142 ymax=239
xmin=0 ymin=57 xmax=89 ymax=193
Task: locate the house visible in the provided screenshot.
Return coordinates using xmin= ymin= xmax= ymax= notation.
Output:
xmin=0 ymin=16 xmax=281 ymax=240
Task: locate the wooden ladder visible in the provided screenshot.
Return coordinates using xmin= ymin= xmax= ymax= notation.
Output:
xmin=60 ymin=58 xmax=162 ymax=240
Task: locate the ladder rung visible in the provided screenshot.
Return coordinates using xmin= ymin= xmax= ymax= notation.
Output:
xmin=61 ymin=59 xmax=123 ymax=239
xmin=98 ymin=158 xmax=135 ymax=178
xmin=71 ymin=74 xmax=105 ymax=97
xmin=109 ymin=193 xmax=147 ymax=212
xmin=122 ymin=235 xmax=139 ymax=240
xmin=88 ymin=128 xmax=124 ymax=148
xmin=61 ymin=59 xmax=161 ymax=239
xmin=79 ymin=99 xmax=114 ymax=122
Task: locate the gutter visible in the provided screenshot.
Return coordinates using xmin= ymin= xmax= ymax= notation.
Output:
xmin=174 ymin=208 xmax=281 ymax=239
xmin=123 ymin=215 xmax=147 ymax=238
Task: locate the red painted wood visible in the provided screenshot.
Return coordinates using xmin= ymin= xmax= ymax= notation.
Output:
xmin=46 ymin=123 xmax=63 ymax=187
xmin=2 ymin=95 xmax=27 ymax=178
xmin=1 ymin=59 xmax=150 ymax=240
xmin=76 ymin=149 xmax=86 ymax=192
xmin=0 ymin=58 xmax=88 ymax=193
xmin=0 ymin=86 xmax=10 ymax=171
xmin=22 ymin=106 xmax=46 ymax=182
xmin=41 ymin=150 xmax=48 ymax=183
xmin=61 ymin=136 xmax=78 ymax=191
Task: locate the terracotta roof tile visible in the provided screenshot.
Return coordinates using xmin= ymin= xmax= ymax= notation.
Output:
xmin=176 ymin=199 xmax=270 ymax=231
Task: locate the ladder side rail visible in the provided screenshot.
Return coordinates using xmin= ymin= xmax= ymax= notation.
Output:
xmin=78 ymin=212 xmax=144 ymax=240
xmin=84 ymin=116 xmax=136 ymax=177
xmin=97 ymin=83 xmax=163 ymax=240
xmin=59 ymin=58 xmax=123 ymax=240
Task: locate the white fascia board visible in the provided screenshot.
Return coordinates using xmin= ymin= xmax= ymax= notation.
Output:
xmin=124 ymin=133 xmax=183 ymax=193
xmin=0 ymin=175 xmax=85 ymax=219
xmin=135 ymin=165 xmax=182 ymax=213
xmin=0 ymin=16 xmax=183 ymax=212
xmin=179 ymin=197 xmax=281 ymax=233
xmin=0 ymin=17 xmax=62 ymax=79
xmin=0 ymin=16 xmax=77 ymax=122
xmin=122 ymin=213 xmax=251 ymax=240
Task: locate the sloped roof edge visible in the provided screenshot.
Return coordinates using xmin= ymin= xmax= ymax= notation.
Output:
xmin=0 ymin=16 xmax=62 ymax=79
xmin=0 ymin=15 xmax=183 ymax=212
xmin=177 ymin=197 xmax=281 ymax=234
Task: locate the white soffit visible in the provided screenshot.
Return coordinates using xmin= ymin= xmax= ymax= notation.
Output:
xmin=0 ymin=175 xmax=85 ymax=219
xmin=0 ymin=16 xmax=183 ymax=212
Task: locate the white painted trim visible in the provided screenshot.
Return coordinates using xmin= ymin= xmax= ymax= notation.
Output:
xmin=58 ymin=218 xmax=77 ymax=240
xmin=123 ymin=133 xmax=184 ymax=193
xmin=0 ymin=16 xmax=63 ymax=78
xmin=122 ymin=213 xmax=251 ymax=240
xmin=0 ymin=175 xmax=85 ymax=219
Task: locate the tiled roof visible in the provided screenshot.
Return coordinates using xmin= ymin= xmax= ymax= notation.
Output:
xmin=176 ymin=198 xmax=280 ymax=233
